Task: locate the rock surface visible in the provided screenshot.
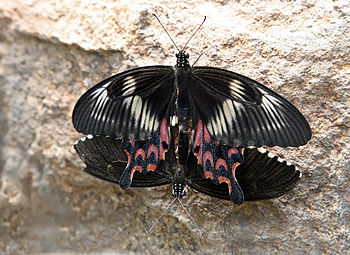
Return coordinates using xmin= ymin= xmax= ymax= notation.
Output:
xmin=0 ymin=0 xmax=348 ymax=254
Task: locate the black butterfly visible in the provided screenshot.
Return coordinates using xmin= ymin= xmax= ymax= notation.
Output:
xmin=72 ymin=16 xmax=311 ymax=205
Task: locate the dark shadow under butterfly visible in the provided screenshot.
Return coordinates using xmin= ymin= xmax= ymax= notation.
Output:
xmin=72 ymin=15 xmax=311 ymax=207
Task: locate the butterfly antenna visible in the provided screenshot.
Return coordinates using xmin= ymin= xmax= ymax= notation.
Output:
xmin=177 ymin=198 xmax=202 ymax=238
xmin=147 ymin=197 xmax=177 ymax=235
xmin=182 ymin=16 xmax=206 ymax=52
xmin=192 ymin=52 xmax=205 ymax=67
xmin=153 ymin=14 xmax=180 ymax=51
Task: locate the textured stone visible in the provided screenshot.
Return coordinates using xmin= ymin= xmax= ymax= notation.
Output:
xmin=0 ymin=0 xmax=348 ymax=254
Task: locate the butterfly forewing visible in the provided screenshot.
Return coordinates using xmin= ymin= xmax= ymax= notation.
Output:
xmin=190 ymin=67 xmax=312 ymax=147
xmin=73 ymin=66 xmax=175 ymax=140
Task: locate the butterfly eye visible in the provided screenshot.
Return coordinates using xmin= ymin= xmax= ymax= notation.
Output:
xmin=185 ymin=52 xmax=189 ymax=58
xmin=176 ymin=53 xmax=179 ymax=57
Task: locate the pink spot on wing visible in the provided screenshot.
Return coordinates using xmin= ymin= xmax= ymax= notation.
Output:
xmin=147 ymin=164 xmax=157 ymax=171
xmin=135 ymin=148 xmax=145 ymax=160
xmin=194 ymin=120 xmax=203 ymax=148
xmin=130 ymin=165 xmax=143 ymax=181
xmin=218 ymin=176 xmax=232 ymax=193
xmin=228 ymin=148 xmax=239 ymax=157
xmin=159 ymin=118 xmax=169 ymax=160
xmin=204 ymin=171 xmax=214 ymax=179
xmin=203 ymin=151 xmax=214 ymax=168
xmin=203 ymin=124 xmax=211 ymax=143
xmin=216 ymin=158 xmax=228 ymax=171
xmin=127 ymin=140 xmax=135 ymax=147
xmin=193 ymin=120 xmax=204 ymax=163
xmin=147 ymin=144 xmax=158 ymax=161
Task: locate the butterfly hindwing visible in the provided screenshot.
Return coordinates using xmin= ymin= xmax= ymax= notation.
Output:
xmin=120 ymin=118 xmax=170 ymax=189
xmin=72 ymin=66 xmax=175 ymax=140
xmin=74 ymin=135 xmax=171 ymax=188
xmin=192 ymin=120 xmax=245 ymax=204
xmin=188 ymin=147 xmax=301 ymax=201
xmin=235 ymin=148 xmax=301 ymax=201
xmin=190 ymin=67 xmax=312 ymax=147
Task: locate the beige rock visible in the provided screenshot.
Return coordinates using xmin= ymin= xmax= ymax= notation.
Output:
xmin=0 ymin=0 xmax=348 ymax=254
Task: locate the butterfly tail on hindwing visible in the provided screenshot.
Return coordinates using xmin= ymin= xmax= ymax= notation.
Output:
xmin=74 ymin=134 xmax=171 ymax=188
xmin=235 ymin=148 xmax=301 ymax=201
xmin=188 ymin=146 xmax=301 ymax=202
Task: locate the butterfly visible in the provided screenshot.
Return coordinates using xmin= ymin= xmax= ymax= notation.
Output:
xmin=72 ymin=15 xmax=311 ymax=205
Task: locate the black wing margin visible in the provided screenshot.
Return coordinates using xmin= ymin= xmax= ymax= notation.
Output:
xmin=188 ymin=148 xmax=301 ymax=202
xmin=73 ymin=66 xmax=175 ymax=140
xmin=190 ymin=67 xmax=312 ymax=147
xmin=74 ymin=135 xmax=171 ymax=187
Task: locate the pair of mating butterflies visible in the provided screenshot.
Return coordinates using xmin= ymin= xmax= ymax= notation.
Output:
xmin=72 ymin=21 xmax=311 ymax=205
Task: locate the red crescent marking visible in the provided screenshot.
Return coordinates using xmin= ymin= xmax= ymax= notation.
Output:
xmin=147 ymin=144 xmax=158 ymax=161
xmin=228 ymin=148 xmax=239 ymax=157
xmin=159 ymin=118 xmax=169 ymax=160
xmin=159 ymin=153 xmax=166 ymax=161
xmin=135 ymin=148 xmax=145 ymax=160
xmin=203 ymin=124 xmax=211 ymax=143
xmin=196 ymin=147 xmax=203 ymax=164
xmin=231 ymin=162 xmax=240 ymax=181
xmin=127 ymin=140 xmax=135 ymax=147
xmin=203 ymin=151 xmax=214 ymax=167
xmin=216 ymin=158 xmax=228 ymax=171
xmin=124 ymin=150 xmax=132 ymax=168
xmin=130 ymin=165 xmax=143 ymax=181
xmin=204 ymin=171 xmax=214 ymax=179
xmin=218 ymin=176 xmax=232 ymax=193
xmin=147 ymin=164 xmax=157 ymax=171
xmin=160 ymin=118 xmax=169 ymax=144
xmin=193 ymin=120 xmax=204 ymax=162
xmin=194 ymin=120 xmax=203 ymax=148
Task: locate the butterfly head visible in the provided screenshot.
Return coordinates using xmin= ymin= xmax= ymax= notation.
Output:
xmin=172 ymin=181 xmax=186 ymax=198
xmin=176 ymin=51 xmax=190 ymax=67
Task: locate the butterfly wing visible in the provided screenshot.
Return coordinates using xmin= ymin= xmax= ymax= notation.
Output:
xmin=186 ymin=152 xmax=232 ymax=200
xmin=72 ymin=66 xmax=175 ymax=140
xmin=235 ymin=148 xmax=301 ymax=201
xmin=190 ymin=67 xmax=312 ymax=147
xmin=74 ymin=135 xmax=171 ymax=187
xmin=188 ymin=147 xmax=301 ymax=202
xmin=192 ymin=120 xmax=245 ymax=204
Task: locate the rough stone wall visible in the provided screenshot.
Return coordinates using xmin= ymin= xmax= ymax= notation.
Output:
xmin=0 ymin=1 xmax=348 ymax=254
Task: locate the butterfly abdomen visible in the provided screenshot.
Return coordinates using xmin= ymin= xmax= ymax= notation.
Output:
xmin=178 ymin=117 xmax=190 ymax=164
xmin=175 ymin=63 xmax=192 ymax=165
